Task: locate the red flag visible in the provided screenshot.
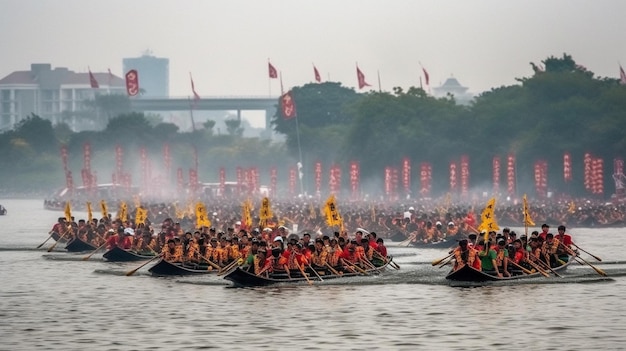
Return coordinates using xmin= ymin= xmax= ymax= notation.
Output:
xmin=422 ymin=67 xmax=430 ymax=86
xmin=88 ymin=69 xmax=99 ymax=88
xmin=281 ymin=90 xmax=297 ymax=119
xmin=268 ymin=61 xmax=278 ymax=79
xmin=313 ymin=65 xmax=321 ymax=83
xmin=620 ymin=65 xmax=626 ymax=85
xmin=190 ymin=73 xmax=201 ymax=101
xmin=356 ymin=65 xmax=370 ymax=89
xmin=125 ymin=69 xmax=139 ymax=96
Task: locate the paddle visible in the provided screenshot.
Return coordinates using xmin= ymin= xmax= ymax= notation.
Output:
xmin=296 ymin=262 xmax=313 ymax=285
xmin=125 ymin=254 xmax=162 ymax=276
xmin=218 ymin=258 xmax=243 ymax=276
xmin=82 ymin=241 xmax=108 ymax=261
xmin=307 ymin=264 xmax=324 ymax=282
xmin=432 ymin=252 xmax=454 ymax=266
xmin=535 ymin=257 xmax=563 ymax=278
xmin=341 ymin=258 xmax=369 ymax=275
xmin=524 ymin=258 xmax=551 ymax=278
xmin=559 ymin=243 xmax=607 ymax=277
xmin=47 ymin=228 xmax=72 ymax=252
xmin=508 ymin=260 xmax=533 ymax=275
xmin=438 ymin=256 xmax=454 ymax=268
xmin=37 ymin=231 xmax=59 ymax=249
xmin=373 ymin=250 xmax=400 ymax=270
xmin=325 ymin=262 xmax=341 ymax=276
xmin=197 ymin=254 xmax=221 ymax=270
xmin=571 ymin=242 xmax=602 ymax=262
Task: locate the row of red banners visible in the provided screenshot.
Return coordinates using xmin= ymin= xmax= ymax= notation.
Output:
xmin=61 ymin=145 xmax=625 ymax=199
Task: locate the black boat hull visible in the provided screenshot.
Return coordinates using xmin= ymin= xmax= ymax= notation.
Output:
xmin=445 ymin=257 xmax=572 ymax=282
xmin=103 ymin=246 xmax=156 ymax=262
xmin=65 ymin=237 xmax=98 ymax=252
xmin=148 ymin=259 xmax=216 ymax=276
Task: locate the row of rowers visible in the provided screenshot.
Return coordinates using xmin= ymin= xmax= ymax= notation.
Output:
xmin=107 ymin=226 xmax=391 ymax=270
xmin=451 ymin=224 xmax=574 ymax=278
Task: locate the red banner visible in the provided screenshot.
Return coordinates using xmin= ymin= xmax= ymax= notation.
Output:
xmin=384 ymin=167 xmax=392 ymax=198
xmin=125 ymin=69 xmax=139 ymax=96
xmin=563 ymin=152 xmax=572 ymax=182
xmin=584 ymin=152 xmax=592 ymax=191
xmin=329 ymin=165 xmax=338 ymax=195
xmin=60 ymin=145 xmax=68 ymax=172
xmin=219 ymin=167 xmax=226 ymax=198
xmin=177 ymin=168 xmax=184 ymax=194
xmin=270 ymin=167 xmax=277 ymax=198
xmin=534 ymin=160 xmax=548 ymax=198
xmin=281 ymin=91 xmax=297 ymax=119
xmin=392 ymin=167 xmax=399 ymax=200
xmin=188 ymin=168 xmax=198 ymax=197
xmin=236 ymin=167 xmax=243 ymax=196
xmin=449 ymin=162 xmax=457 ymax=193
xmin=314 ymin=161 xmax=322 ymax=196
xmin=289 ymin=167 xmax=297 ymax=197
xmin=507 ymin=154 xmax=516 ymax=196
xmin=592 ymin=157 xmax=604 ymax=195
xmin=420 ymin=162 xmax=429 ymax=197
xmin=493 ymin=156 xmax=500 ymax=194
xmin=402 ymin=157 xmax=411 ymax=195
xmin=460 ymin=155 xmax=469 ymax=198
xmin=350 ymin=161 xmax=360 ymax=200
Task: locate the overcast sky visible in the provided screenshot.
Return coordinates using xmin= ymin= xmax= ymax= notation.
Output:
xmin=2 ymin=0 xmax=625 ymax=98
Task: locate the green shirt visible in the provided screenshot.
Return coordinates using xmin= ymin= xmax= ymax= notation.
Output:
xmin=479 ymin=248 xmax=498 ymax=271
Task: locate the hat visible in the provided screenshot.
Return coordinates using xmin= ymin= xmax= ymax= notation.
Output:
xmin=497 ymin=239 xmax=505 ymax=245
xmin=273 ymin=236 xmax=284 ymax=242
xmin=408 ymin=206 xmax=415 ymax=211
xmin=263 ymin=228 xmax=273 ymax=232
xmin=108 ymin=228 xmax=115 ymax=233
xmin=436 ymin=221 xmax=442 ymax=226
xmin=448 ymin=221 xmax=455 ymax=226
xmin=123 ymin=228 xmax=135 ymax=236
xmin=235 ymin=221 xmax=241 ymax=225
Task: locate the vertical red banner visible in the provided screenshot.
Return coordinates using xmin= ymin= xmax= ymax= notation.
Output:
xmin=493 ymin=156 xmax=500 ymax=194
xmin=391 ymin=167 xmax=399 ymax=201
xmin=236 ymin=167 xmax=243 ymax=196
xmin=563 ymin=152 xmax=572 ymax=182
xmin=289 ymin=167 xmax=297 ymax=197
xmin=534 ymin=161 xmax=542 ymax=196
xmin=60 ymin=145 xmax=68 ymax=172
xmin=402 ymin=157 xmax=411 ymax=195
xmin=384 ymin=167 xmax=392 ymax=199
xmin=449 ymin=162 xmax=457 ymax=193
xmin=329 ymin=165 xmax=337 ymax=195
xmin=460 ymin=155 xmax=469 ymax=198
xmin=270 ymin=167 xmax=277 ymax=198
xmin=219 ymin=167 xmax=226 ymax=198
xmin=115 ymin=144 xmax=123 ymax=182
xmin=592 ymin=157 xmax=604 ymax=195
xmin=83 ymin=142 xmax=92 ymax=189
xmin=507 ymin=154 xmax=516 ymax=196
xmin=350 ymin=161 xmax=359 ymax=200
xmin=177 ymin=168 xmax=184 ymax=194
xmin=314 ymin=161 xmax=322 ymax=196
xmin=584 ymin=152 xmax=592 ymax=191
xmin=540 ymin=160 xmax=548 ymax=197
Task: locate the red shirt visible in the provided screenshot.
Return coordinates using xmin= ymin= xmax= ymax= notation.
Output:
xmin=556 ymin=234 xmax=572 ymax=246
xmin=376 ymin=245 xmax=388 ymax=257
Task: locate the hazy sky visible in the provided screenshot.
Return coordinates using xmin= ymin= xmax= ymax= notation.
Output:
xmin=2 ymin=0 xmax=626 ymax=98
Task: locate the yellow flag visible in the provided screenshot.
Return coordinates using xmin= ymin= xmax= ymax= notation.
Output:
xmin=324 ymin=195 xmax=342 ymax=227
xmin=522 ymin=194 xmax=535 ymax=226
xmin=118 ymin=201 xmax=128 ymax=222
xmin=86 ymin=202 xmax=93 ymax=222
xmin=259 ymin=197 xmax=273 ymax=227
xmin=242 ymin=199 xmax=253 ymax=229
xmin=100 ymin=200 xmax=108 ymax=220
xmin=195 ymin=202 xmax=211 ymax=228
xmin=64 ymin=201 xmax=72 ymax=223
xmin=477 ymin=197 xmax=499 ymax=237
xmin=135 ymin=207 xmax=148 ymax=225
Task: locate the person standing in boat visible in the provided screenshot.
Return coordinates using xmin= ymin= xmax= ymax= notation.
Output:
xmin=541 ymin=233 xmax=561 ymax=268
xmin=478 ymin=239 xmax=502 ymax=277
xmin=554 ymin=225 xmax=573 ymax=263
xmin=539 ymin=224 xmax=550 ymax=241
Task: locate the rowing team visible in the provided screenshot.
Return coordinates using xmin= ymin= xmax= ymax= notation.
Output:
xmin=159 ymin=229 xmax=396 ymax=277
xmin=451 ymin=225 xmax=575 ymax=277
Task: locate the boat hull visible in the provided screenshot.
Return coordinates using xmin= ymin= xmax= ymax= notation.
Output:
xmin=103 ymin=246 xmax=156 ymax=262
xmin=148 ymin=259 xmax=216 ymax=276
xmin=65 ymin=237 xmax=98 ymax=252
xmin=445 ymin=257 xmax=572 ymax=282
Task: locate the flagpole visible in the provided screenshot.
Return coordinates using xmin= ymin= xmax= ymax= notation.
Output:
xmin=377 ymin=70 xmax=382 ymax=93
xmin=188 ymin=96 xmax=196 ymax=132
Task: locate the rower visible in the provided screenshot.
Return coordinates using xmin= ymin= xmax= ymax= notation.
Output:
xmin=478 ymin=239 xmax=502 ymax=277
xmin=452 ymin=239 xmax=478 ymax=271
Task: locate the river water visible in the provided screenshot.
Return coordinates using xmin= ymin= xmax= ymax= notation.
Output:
xmin=1 ymin=199 xmax=625 ymax=351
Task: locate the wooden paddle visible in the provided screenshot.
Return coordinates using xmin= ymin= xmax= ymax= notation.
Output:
xmin=307 ymin=264 xmax=324 ymax=282
xmin=325 ymin=262 xmax=341 ymax=276
xmin=47 ymin=228 xmax=72 ymax=252
xmin=197 ymin=255 xmax=221 ymax=270
xmin=524 ymin=258 xmax=551 ymax=278
xmin=82 ymin=241 xmax=108 ymax=261
xmin=508 ymin=260 xmax=533 ymax=275
xmin=37 ymin=231 xmax=59 ymax=249
xmin=559 ymin=243 xmax=607 ymax=277
xmin=341 ymin=258 xmax=369 ymax=275
xmin=218 ymin=258 xmax=243 ymax=276
xmin=571 ymin=242 xmax=602 ymax=262
xmin=125 ymin=254 xmax=162 ymax=276
xmin=297 ymin=262 xmax=313 ymax=285
xmin=373 ymin=250 xmax=400 ymax=270
xmin=438 ymin=256 xmax=454 ymax=268
xmin=432 ymin=252 xmax=454 ymax=266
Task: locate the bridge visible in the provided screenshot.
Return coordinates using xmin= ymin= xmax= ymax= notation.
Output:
xmin=129 ymin=96 xmax=279 ymax=129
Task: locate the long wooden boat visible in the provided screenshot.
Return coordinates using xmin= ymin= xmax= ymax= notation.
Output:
xmin=445 ymin=256 xmax=573 ymax=282
xmin=102 ymin=246 xmax=156 ymax=262
xmin=65 ymin=237 xmax=98 ymax=252
xmin=224 ymin=259 xmax=393 ymax=287
xmin=148 ymin=259 xmax=216 ymax=276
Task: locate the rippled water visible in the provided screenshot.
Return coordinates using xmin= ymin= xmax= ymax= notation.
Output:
xmin=1 ymin=199 xmax=626 ymax=350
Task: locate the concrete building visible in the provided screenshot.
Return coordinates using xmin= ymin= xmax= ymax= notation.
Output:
xmin=0 ymin=63 xmax=126 ymax=131
xmin=122 ymin=52 xmax=169 ymax=98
